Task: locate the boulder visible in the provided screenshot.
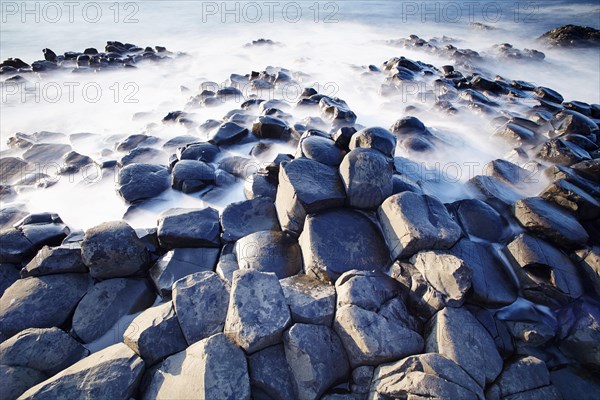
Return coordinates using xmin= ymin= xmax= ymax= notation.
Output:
xmin=142 ymin=333 xmax=250 ymax=400
xmin=514 ymin=197 xmax=589 ymax=248
xmin=299 ymin=209 xmax=391 ymax=281
xmin=505 ymin=234 xmax=583 ymax=306
xmin=449 ymin=240 xmax=518 ymax=307
xmin=280 ymin=274 xmax=336 ymax=326
xmin=550 ymin=366 xmax=600 ymax=400
xmin=572 ymin=247 xmax=600 ymax=295
xmin=81 ymin=221 xmax=149 ymax=279
xmin=215 ymin=244 xmax=239 ymax=283
xmin=123 ymin=301 xmax=187 ymax=366
xmin=349 ymin=127 xmax=397 ymax=157
xmin=19 ymin=343 xmax=144 ymax=400
xmin=176 ymin=142 xmax=220 ymax=162
xmin=378 ymin=192 xmax=462 ymax=259
xmin=411 ymin=250 xmax=473 ymax=307
xmin=157 ymin=207 xmax=220 ymax=249
xmin=172 ymin=271 xmax=230 ymax=345
xmin=171 ymin=160 xmax=215 ymax=193
xmin=448 ymin=199 xmax=512 ymax=243
xmin=334 ymin=303 xmax=423 ymax=368
xmin=0 ymin=214 xmax=69 ymax=264
xmin=540 ymin=179 xmax=600 ymax=220
xmin=0 ymin=327 xmax=87 ymax=376
xmin=235 ymin=230 xmax=302 ymax=279
xmin=369 ymin=353 xmax=485 ymax=400
xmin=0 ymin=274 xmax=91 ymax=339
xmin=248 ymin=344 xmax=295 ymax=400
xmin=224 ymin=270 xmax=291 ymax=353
xmin=0 ymin=264 xmax=19 ymax=297
xmin=252 ymin=116 xmax=291 ymax=139
xmin=486 ymin=356 xmax=560 ymax=400
xmin=209 ymin=121 xmax=249 ymax=145
xmin=0 ymin=157 xmax=29 ymax=184
xmin=116 ymin=163 xmax=170 ymax=203
xmin=0 ymin=365 xmax=46 ymax=400
xmin=20 ymin=245 xmax=86 ymax=277
xmin=299 ymin=135 xmax=345 ymax=166
xmin=534 ymin=138 xmax=591 ymax=166
xmin=339 ymin=148 xmax=394 ymax=209
xmin=149 ymin=247 xmax=220 ymax=296
xmin=484 ymin=159 xmax=531 ymax=186
xmin=22 ymin=143 xmax=71 ymax=164
xmin=468 ymin=175 xmax=522 ymax=209
xmin=72 ymin=278 xmax=155 ymax=343
xmin=275 ymin=158 xmax=346 ymax=233
xmin=426 ymin=307 xmax=503 ymax=387
xmin=319 ymin=97 xmax=357 ymax=124
xmin=556 ymin=299 xmax=600 ymax=366
xmin=221 ymin=197 xmax=279 ymax=242
xmin=284 ymin=323 xmax=350 ymax=400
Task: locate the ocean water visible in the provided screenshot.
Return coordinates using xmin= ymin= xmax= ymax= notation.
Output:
xmin=1 ymin=0 xmax=599 ymax=229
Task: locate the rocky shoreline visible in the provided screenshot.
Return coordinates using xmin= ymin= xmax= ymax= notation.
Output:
xmin=1 ymin=26 xmax=600 ymax=400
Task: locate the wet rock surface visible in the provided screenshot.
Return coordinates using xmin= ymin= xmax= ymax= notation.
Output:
xmin=3 ymin=31 xmax=600 ymax=399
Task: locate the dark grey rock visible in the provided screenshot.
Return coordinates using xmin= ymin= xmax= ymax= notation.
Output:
xmin=448 ymin=199 xmax=512 ymax=242
xmin=486 ymin=356 xmax=560 ymax=400
xmin=340 ymin=148 xmax=394 ymax=209
xmin=221 ymin=198 xmax=279 ymax=242
xmin=556 ymin=299 xmax=600 ymax=366
xmin=319 ymin=97 xmax=357 ymax=124
xmin=350 ymin=127 xmax=397 ymax=157
xmin=81 ymin=220 xmax=149 ymax=279
xmin=21 ymin=245 xmax=86 ymax=277
xmin=483 ymin=159 xmax=532 ymax=185
xmin=573 ymin=247 xmax=600 ymax=295
xmin=534 ymin=138 xmax=591 ymax=166
xmin=540 ymin=179 xmax=600 ymax=220
xmin=369 ymin=353 xmax=485 ymax=400
xmin=0 ymin=157 xmax=29 ymax=184
xmin=116 ymin=134 xmax=157 ymax=152
xmin=22 ymin=143 xmax=72 ymax=164
xmin=116 ymin=163 xmax=170 ymax=203
xmin=334 ymin=303 xmax=424 ymax=368
xmin=119 ymin=147 xmax=168 ymax=167
xmin=411 ymin=250 xmax=472 ymax=307
xmin=284 ymin=323 xmax=350 ymax=400
xmin=252 ymin=116 xmax=291 ymax=139
xmin=468 ymin=175 xmax=523 ymax=209
xmin=0 ymin=264 xmax=19 ymax=297
xmin=449 ymin=239 xmax=518 ymax=307
xmin=275 ymin=158 xmax=346 ymax=233
xmin=142 ymin=333 xmax=250 ymax=400
xmin=0 ymin=273 xmax=91 ymax=342
xmin=493 ymin=123 xmax=537 ymax=145
xmin=176 ymin=142 xmax=220 ymax=162
xmin=209 ymin=121 xmax=249 ymax=145
xmin=235 ymin=230 xmax=302 ymax=279
xmin=149 ymin=247 xmax=220 ymax=296
xmin=514 ymin=197 xmax=589 ymax=248
xmin=123 ymin=301 xmax=187 ymax=366
xmin=248 ymin=344 xmax=295 ymax=400
xmin=425 ymin=306 xmax=503 ymax=387
xmin=299 ymin=135 xmax=345 ymax=166
xmin=505 ymin=234 xmax=583 ymax=306
xmin=299 ymin=209 xmax=391 ymax=282
xmin=19 ymin=343 xmax=144 ymax=400
xmin=0 ymin=327 xmax=87 ymax=376
xmin=280 ymin=274 xmax=336 ymax=326
xmin=0 ymin=365 xmax=46 ymax=400
xmin=245 ymin=172 xmax=277 ymax=200
xmin=157 ymin=207 xmax=220 ymax=249
xmin=72 ymin=278 xmax=155 ymax=343
xmin=552 ymin=109 xmax=599 ymax=137
xmin=216 ymin=244 xmax=239 ymax=283
xmin=378 ymin=192 xmax=462 ymax=259
xmin=550 ymin=366 xmax=600 ymax=400
xmin=172 ymin=271 xmax=229 ymax=345
xmin=224 ymin=270 xmax=291 ymax=353
xmin=171 ymin=160 xmax=215 ymax=193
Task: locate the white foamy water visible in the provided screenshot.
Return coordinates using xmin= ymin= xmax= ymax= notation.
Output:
xmin=1 ymin=1 xmax=599 ymax=229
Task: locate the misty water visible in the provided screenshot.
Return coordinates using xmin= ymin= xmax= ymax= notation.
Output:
xmin=1 ymin=0 xmax=599 ymax=230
